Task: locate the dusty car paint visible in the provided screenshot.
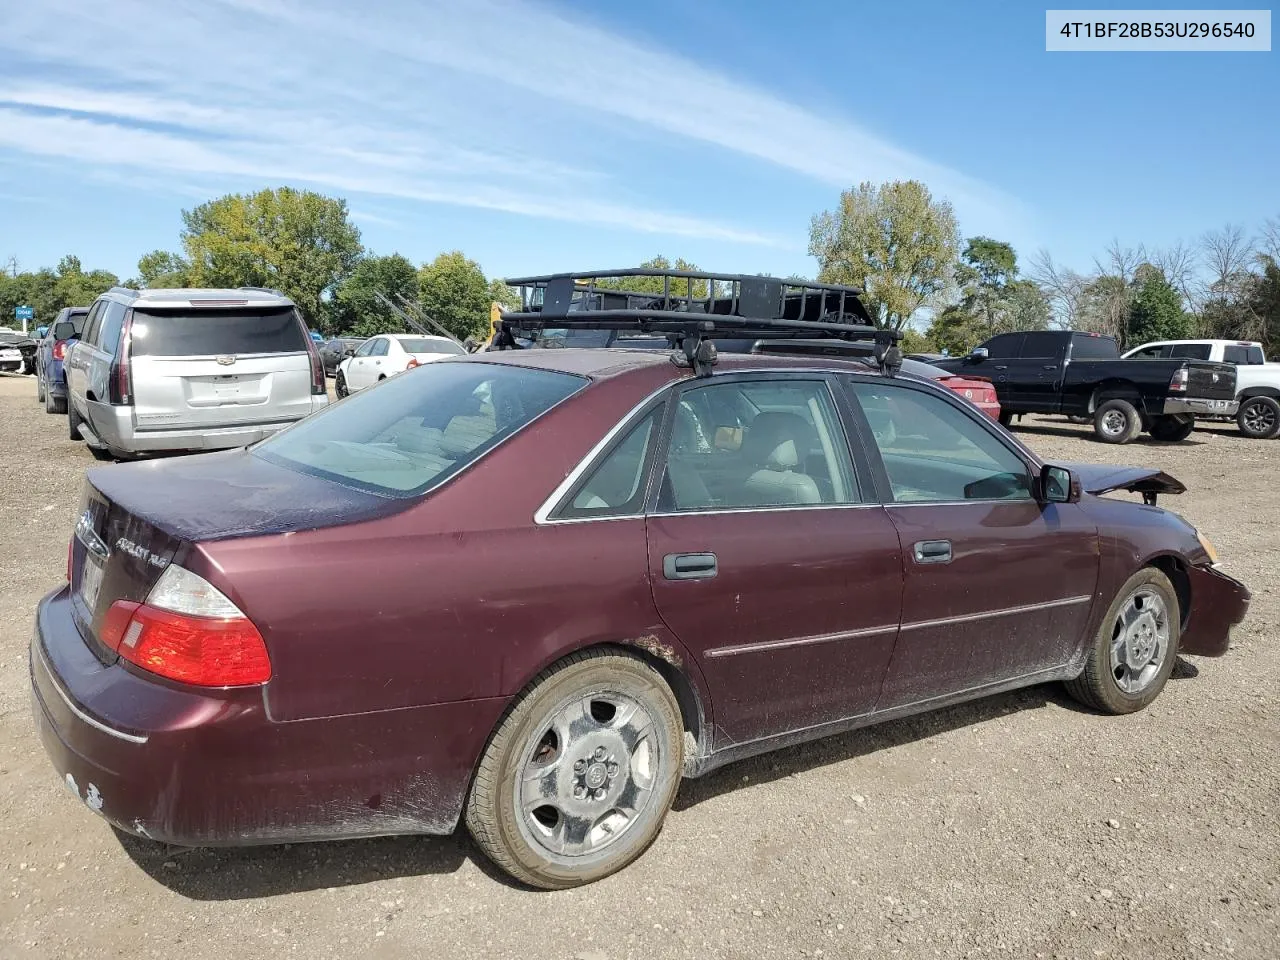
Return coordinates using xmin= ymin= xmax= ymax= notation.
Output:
xmin=32 ymin=350 xmax=1250 ymax=846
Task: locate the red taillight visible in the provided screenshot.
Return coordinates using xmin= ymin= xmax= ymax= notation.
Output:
xmin=406 ymin=358 xmax=420 ymax=370
xmin=1169 ymin=367 xmax=1188 ymax=393
xmin=52 ymin=340 xmax=67 ymax=361
xmin=102 ymin=600 xmax=272 ymax=687
xmin=307 ymin=340 xmax=326 ymax=395
xmin=109 ymin=311 xmax=133 ymax=405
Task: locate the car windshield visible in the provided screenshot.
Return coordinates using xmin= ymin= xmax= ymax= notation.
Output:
xmin=254 ymin=361 xmax=586 ymax=497
xmin=399 ymin=338 xmax=465 ymax=355
xmin=131 ymin=307 xmax=308 ymax=357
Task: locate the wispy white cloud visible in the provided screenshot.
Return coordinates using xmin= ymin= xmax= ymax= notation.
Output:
xmin=0 ymin=0 xmax=1022 ymax=247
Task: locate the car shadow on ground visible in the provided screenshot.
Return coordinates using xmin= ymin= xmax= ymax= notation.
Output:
xmin=115 ymin=661 xmax=1203 ymax=900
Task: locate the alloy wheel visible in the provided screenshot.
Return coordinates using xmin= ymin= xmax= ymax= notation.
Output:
xmin=1108 ymin=588 xmax=1170 ymax=694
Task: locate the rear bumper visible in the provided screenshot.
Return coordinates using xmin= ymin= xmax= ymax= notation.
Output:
xmin=1163 ymin=397 xmax=1238 ymax=416
xmin=1180 ymin=564 xmax=1251 ymax=657
xmin=31 ymin=587 xmax=505 ymax=846
xmin=90 ymin=398 xmax=327 ymax=453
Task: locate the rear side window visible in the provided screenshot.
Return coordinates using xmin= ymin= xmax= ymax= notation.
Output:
xmin=1128 ymin=345 xmax=1169 ymax=359
xmin=1019 ymin=332 xmax=1063 ymax=359
xmin=98 ymin=302 xmax=128 ymax=356
xmin=82 ymin=301 xmax=106 ymax=346
xmin=1169 ymin=343 xmax=1211 ymax=360
xmin=1069 ymin=334 xmax=1118 ymax=359
xmin=1224 ymin=345 xmax=1264 ymax=365
xmin=255 ymin=362 xmax=586 ymax=497
xmin=556 ymin=407 xmax=662 ymax=519
xmin=129 ymin=308 xmax=308 ymax=357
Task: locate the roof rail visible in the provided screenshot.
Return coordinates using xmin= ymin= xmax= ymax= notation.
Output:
xmin=237 ymin=285 xmax=287 ymax=297
xmin=496 ymin=268 xmax=900 ymax=376
xmin=106 ymin=285 xmax=137 ymax=296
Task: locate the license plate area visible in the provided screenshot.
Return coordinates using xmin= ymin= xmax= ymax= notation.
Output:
xmin=77 ymin=551 xmax=105 ymax=612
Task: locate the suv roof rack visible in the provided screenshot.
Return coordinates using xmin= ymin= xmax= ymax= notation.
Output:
xmin=496 ymin=268 xmax=901 ymax=376
xmin=237 ymin=285 xmax=287 ymax=297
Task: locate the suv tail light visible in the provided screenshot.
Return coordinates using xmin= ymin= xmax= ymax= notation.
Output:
xmin=1169 ymin=367 xmax=1189 ymax=393
xmin=100 ymin=565 xmax=271 ymax=687
xmin=52 ymin=340 xmax=68 ymax=361
xmin=307 ymin=341 xmax=325 ymax=395
xmin=108 ymin=310 xmax=134 ymax=405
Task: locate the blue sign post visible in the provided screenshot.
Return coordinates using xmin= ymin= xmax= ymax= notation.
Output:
xmin=15 ymin=305 xmax=33 ymax=334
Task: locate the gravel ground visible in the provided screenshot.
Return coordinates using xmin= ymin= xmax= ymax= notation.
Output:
xmin=0 ymin=373 xmax=1276 ymax=960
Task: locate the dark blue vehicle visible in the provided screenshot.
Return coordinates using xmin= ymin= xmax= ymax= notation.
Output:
xmin=35 ymin=306 xmax=88 ymax=415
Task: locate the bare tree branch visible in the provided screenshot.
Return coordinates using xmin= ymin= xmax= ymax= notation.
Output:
xmin=1027 ymin=248 xmax=1089 ymax=328
xmin=1147 ymin=241 xmax=1201 ymax=310
xmin=1200 ymin=224 xmax=1254 ymax=290
xmin=1259 ymin=216 xmax=1280 ymax=265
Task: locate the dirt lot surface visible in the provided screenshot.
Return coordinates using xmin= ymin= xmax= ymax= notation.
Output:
xmin=0 ymin=373 xmax=1276 ymax=960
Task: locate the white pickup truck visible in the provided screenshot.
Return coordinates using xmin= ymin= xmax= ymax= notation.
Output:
xmin=1122 ymin=339 xmax=1280 ymax=439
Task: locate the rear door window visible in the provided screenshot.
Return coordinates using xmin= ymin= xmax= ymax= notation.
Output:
xmin=1069 ymin=334 xmax=1118 ymax=359
xmin=255 ymin=362 xmax=586 ymax=497
xmin=1168 ymin=343 xmax=1211 ymax=360
xmin=1019 ymin=332 xmax=1062 ymax=359
xmin=129 ymin=307 xmax=308 ymax=357
xmin=555 ymin=407 xmax=663 ymax=519
xmin=370 ymin=338 xmax=390 ymax=357
xmin=81 ymin=301 xmax=106 ymax=347
xmin=1223 ymin=345 xmax=1264 ymax=365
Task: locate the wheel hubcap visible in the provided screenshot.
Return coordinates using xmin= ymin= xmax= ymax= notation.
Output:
xmin=1109 ymin=589 xmax=1170 ymax=694
xmin=517 ymin=692 xmax=659 ymax=858
xmin=1244 ymin=402 xmax=1276 ymax=434
xmin=1102 ymin=410 xmax=1126 ymax=435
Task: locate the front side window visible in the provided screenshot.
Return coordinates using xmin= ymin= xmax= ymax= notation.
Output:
xmin=255 ymin=362 xmax=585 ymax=497
xmin=130 ymin=307 xmax=308 ymax=357
xmin=1129 ymin=345 xmax=1169 ymax=359
xmin=656 ymin=378 xmax=857 ymax=512
xmin=983 ymin=334 xmax=1023 ymax=359
xmin=849 ymin=381 xmax=1032 ymax=503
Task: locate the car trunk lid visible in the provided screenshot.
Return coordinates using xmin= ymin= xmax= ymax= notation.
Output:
xmin=130 ymin=306 xmax=316 ymax=431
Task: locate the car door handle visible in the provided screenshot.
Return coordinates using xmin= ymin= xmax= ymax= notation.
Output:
xmin=913 ymin=540 xmax=952 ymax=564
xmin=1042 ymin=364 xmax=1058 ymax=371
xmin=663 ymin=552 xmax=717 ymax=580
xmin=993 ymin=364 xmax=1008 ymax=370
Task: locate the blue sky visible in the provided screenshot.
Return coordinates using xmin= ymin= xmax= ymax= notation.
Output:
xmin=0 ymin=0 xmax=1276 ymax=288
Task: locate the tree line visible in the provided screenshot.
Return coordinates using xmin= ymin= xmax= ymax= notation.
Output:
xmin=5 ymin=183 xmax=1279 ymax=355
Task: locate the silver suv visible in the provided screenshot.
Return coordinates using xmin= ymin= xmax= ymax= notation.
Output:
xmin=65 ymin=286 xmax=328 ymax=458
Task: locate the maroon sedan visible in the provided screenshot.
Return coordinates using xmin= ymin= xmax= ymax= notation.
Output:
xmin=32 ymin=347 xmax=1249 ymax=888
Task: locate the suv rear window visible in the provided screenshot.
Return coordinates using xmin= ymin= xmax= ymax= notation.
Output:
xmin=254 ymin=362 xmax=586 ymax=497
xmin=130 ymin=307 xmax=309 ymax=357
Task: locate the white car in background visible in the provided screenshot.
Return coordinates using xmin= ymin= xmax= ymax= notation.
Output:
xmin=1123 ymin=338 xmax=1280 ymax=439
xmin=335 ymin=333 xmax=466 ymax=397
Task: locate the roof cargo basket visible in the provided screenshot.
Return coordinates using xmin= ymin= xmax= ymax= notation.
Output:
xmin=496 ymin=268 xmax=902 ymax=377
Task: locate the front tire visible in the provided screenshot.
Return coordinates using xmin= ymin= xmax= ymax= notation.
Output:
xmin=1064 ymin=568 xmax=1180 ymax=714
xmin=1236 ymin=396 xmax=1280 ymax=439
xmin=1093 ymin=398 xmax=1141 ymax=444
xmin=335 ymin=370 xmax=349 ymax=398
xmin=466 ymin=651 xmax=683 ymax=889
xmin=1148 ymin=414 xmax=1195 ymax=443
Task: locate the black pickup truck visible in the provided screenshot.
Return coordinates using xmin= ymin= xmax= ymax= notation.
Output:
xmin=935 ymin=330 xmax=1237 ymax=443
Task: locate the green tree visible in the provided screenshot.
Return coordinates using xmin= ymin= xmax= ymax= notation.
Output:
xmin=132 ymin=250 xmax=190 ymax=288
xmin=954 ymin=237 xmax=1017 ymax=332
xmin=592 ymin=256 xmax=709 ymax=299
xmin=331 ymin=253 xmax=420 ymax=337
xmin=0 ymin=256 xmax=117 ymax=329
xmin=1128 ymin=266 xmax=1190 ymax=346
xmin=180 ymin=187 xmax=364 ymax=325
xmin=488 ymin=278 xmax=520 ymax=311
xmin=418 ymin=251 xmax=493 ymax=340
xmin=808 ymin=180 xmax=960 ymax=330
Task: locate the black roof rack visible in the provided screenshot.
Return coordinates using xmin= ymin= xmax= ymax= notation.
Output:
xmin=496 ymin=268 xmax=901 ymax=376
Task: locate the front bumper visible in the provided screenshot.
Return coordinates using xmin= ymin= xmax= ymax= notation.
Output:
xmin=1180 ymin=564 xmax=1251 ymax=657
xmin=1164 ymin=397 xmax=1238 ymax=416
xmin=31 ymin=586 xmax=505 ymax=845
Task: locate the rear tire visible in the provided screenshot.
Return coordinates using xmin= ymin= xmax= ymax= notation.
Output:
xmin=45 ymin=387 xmax=65 ymax=415
xmin=335 ymin=370 xmax=349 ymax=398
xmin=1093 ymin=398 xmax=1141 ymax=444
xmin=36 ymin=375 xmax=45 ymax=404
xmin=68 ymin=402 xmax=82 ymax=441
xmin=1064 ymin=568 xmax=1180 ymax=714
xmin=466 ymin=650 xmax=683 ymax=889
xmin=1236 ymin=396 xmax=1280 ymax=439
xmin=1148 ymin=414 xmax=1195 ymax=443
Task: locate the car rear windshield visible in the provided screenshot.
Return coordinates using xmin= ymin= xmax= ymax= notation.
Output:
xmin=399 ymin=338 xmax=465 ymax=355
xmin=129 ymin=307 xmax=309 ymax=357
xmin=254 ymin=361 xmax=587 ymax=497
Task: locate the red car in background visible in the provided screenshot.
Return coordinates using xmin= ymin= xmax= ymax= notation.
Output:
xmin=31 ymin=271 xmax=1247 ymax=891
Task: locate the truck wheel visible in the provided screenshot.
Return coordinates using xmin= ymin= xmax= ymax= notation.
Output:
xmin=68 ymin=403 xmax=83 ymax=441
xmin=466 ymin=650 xmax=683 ymax=889
xmin=1064 ymin=567 xmax=1180 ymax=714
xmin=1093 ymin=399 xmax=1141 ymax=444
xmin=1236 ymin=396 xmax=1280 ymax=439
xmin=36 ymin=375 xmax=45 ymax=404
xmin=1148 ymin=414 xmax=1195 ymax=443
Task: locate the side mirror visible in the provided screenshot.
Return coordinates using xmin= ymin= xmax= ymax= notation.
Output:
xmin=969 ymin=346 xmax=989 ymax=361
xmin=1041 ymin=464 xmax=1080 ymax=504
